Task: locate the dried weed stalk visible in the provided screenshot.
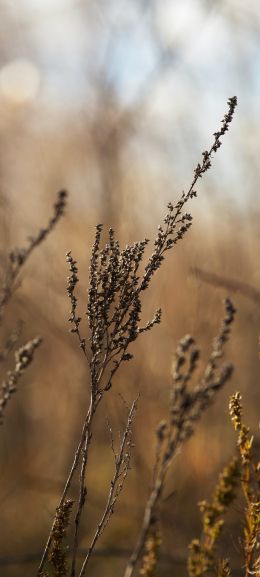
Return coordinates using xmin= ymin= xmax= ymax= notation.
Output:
xmin=48 ymin=499 xmax=74 ymax=577
xmin=0 ymin=190 xmax=67 ymax=317
xmin=38 ymin=97 xmax=237 ymax=577
xmin=187 ymin=457 xmax=240 ymax=576
xmin=229 ymin=393 xmax=260 ymax=576
xmin=0 ymin=191 xmax=67 ymax=424
xmin=187 ymin=393 xmax=259 ymax=577
xmin=0 ymin=337 xmax=42 ymax=423
xmin=124 ymin=298 xmax=236 ymax=577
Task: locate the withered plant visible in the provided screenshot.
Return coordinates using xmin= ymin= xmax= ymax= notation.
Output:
xmin=0 ymin=190 xmax=67 ymax=423
xmin=38 ymin=97 xmax=238 ymax=577
xmin=124 ymin=298 xmax=236 ymax=577
xmin=187 ymin=392 xmax=259 ymax=577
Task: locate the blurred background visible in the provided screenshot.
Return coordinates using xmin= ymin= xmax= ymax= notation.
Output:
xmin=0 ymin=0 xmax=259 ymax=575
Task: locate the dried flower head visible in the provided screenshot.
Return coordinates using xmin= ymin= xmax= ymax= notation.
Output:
xmin=188 ymin=457 xmax=240 ymax=577
xmin=48 ymin=498 xmax=74 ymax=577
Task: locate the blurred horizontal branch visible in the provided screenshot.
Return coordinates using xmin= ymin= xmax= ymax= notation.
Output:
xmin=191 ymin=267 xmax=260 ymax=305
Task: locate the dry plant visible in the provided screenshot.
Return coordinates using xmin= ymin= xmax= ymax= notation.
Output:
xmin=0 ymin=190 xmax=67 ymax=317
xmin=48 ymin=499 xmax=74 ymax=577
xmin=0 ymin=190 xmax=67 ymax=423
xmin=187 ymin=456 xmax=240 ymax=576
xmin=1 ymin=95 xmax=258 ymax=577
xmin=37 ymin=97 xmax=238 ymax=577
xmin=187 ymin=392 xmax=260 ymax=577
xmin=0 ymin=337 xmax=42 ymax=423
xmin=79 ymin=397 xmax=137 ymax=575
xmin=229 ymin=393 xmax=260 ymax=575
xmin=124 ymin=298 xmax=236 ymax=577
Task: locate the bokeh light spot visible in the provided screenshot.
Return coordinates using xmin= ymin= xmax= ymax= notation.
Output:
xmin=0 ymin=58 xmax=40 ymax=104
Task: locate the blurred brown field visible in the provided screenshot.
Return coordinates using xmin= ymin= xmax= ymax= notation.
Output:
xmin=0 ymin=1 xmax=259 ymax=576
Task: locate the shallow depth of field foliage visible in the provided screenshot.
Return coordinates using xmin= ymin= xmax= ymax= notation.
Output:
xmin=0 ymin=95 xmax=259 ymax=577
xmin=0 ymin=3 xmax=260 ymax=577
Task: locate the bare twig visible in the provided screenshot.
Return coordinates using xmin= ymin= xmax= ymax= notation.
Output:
xmin=78 ymin=398 xmax=137 ymax=577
